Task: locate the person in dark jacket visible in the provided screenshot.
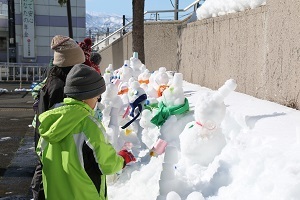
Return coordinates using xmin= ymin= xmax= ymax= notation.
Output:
xmin=30 ymin=35 xmax=85 ymax=200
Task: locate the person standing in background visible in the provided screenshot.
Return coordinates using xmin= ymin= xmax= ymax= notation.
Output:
xmin=90 ymin=52 xmax=102 ymax=74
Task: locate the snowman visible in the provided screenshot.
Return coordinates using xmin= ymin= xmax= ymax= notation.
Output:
xmin=105 ymin=64 xmax=114 ymax=76
xmin=100 ymin=83 xmax=124 ymax=151
xmin=150 ymin=73 xmax=189 ymax=128
xmin=103 ymin=73 xmax=112 ymax=85
xmin=138 ymin=69 xmax=151 ymax=88
xmin=140 ymin=64 xmax=147 ymax=73
xmin=119 ymin=60 xmax=133 ymax=83
xmin=118 ymin=81 xmax=130 ymax=105
xmin=130 ymin=52 xmax=143 ymax=79
xmin=119 ymin=121 xmax=141 ymax=152
xmin=153 ymin=67 xmax=170 ymax=97
xmin=121 ymin=81 xmax=147 ymax=130
xmin=161 ymin=73 xmax=185 ymax=107
xmin=146 ymin=67 xmax=170 ymax=99
xmin=179 ymin=79 xmax=237 ymax=167
xmin=140 ymin=109 xmax=160 ymax=149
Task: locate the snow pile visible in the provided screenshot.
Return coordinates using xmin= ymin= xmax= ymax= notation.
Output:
xmin=0 ymin=88 xmax=8 ymax=93
xmin=197 ymin=0 xmax=266 ymax=20
xmin=100 ymin=53 xmax=300 ymax=200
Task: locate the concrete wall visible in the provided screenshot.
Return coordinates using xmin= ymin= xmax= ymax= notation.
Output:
xmin=100 ymin=21 xmax=180 ymax=73
xmin=178 ymin=7 xmax=268 ymax=97
xmin=100 ymin=0 xmax=300 ymax=109
xmin=262 ymin=0 xmax=300 ymax=107
xmin=179 ymin=1 xmax=300 ymax=108
xmin=144 ymin=21 xmax=180 ymax=72
xmin=99 ymin=31 xmax=132 ymax=73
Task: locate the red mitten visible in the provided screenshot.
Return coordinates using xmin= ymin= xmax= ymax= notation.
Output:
xmin=118 ymin=149 xmax=136 ymax=166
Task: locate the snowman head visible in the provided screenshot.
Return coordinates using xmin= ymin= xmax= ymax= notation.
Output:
xmin=140 ymin=109 xmax=155 ymax=129
xmin=155 ymin=67 xmax=169 ymax=86
xmin=102 ymin=83 xmax=118 ymax=100
xmin=105 ymin=64 xmax=113 ymax=74
xmin=195 ymin=79 xmax=237 ymax=129
xmin=194 ymin=92 xmax=226 ymax=130
xmin=162 ymin=73 xmax=184 ymax=107
xmin=130 ymin=57 xmax=143 ymax=70
xmin=128 ymin=81 xmax=146 ymax=103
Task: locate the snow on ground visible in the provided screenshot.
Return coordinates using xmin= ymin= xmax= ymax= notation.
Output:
xmin=107 ymin=80 xmax=300 ymax=200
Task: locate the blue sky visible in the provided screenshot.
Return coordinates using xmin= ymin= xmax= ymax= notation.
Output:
xmin=86 ymin=0 xmax=198 ymax=19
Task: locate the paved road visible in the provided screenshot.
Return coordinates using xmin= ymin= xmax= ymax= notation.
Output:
xmin=0 ymin=82 xmax=37 ymax=200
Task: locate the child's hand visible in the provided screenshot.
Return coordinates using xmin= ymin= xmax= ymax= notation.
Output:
xmin=118 ymin=149 xmax=136 ymax=166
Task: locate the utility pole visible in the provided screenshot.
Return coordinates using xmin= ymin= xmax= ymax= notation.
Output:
xmin=66 ymin=0 xmax=73 ymax=38
xmin=8 ymin=0 xmax=16 ymax=63
xmin=122 ymin=15 xmax=126 ymax=35
xmin=174 ymin=0 xmax=179 ymax=20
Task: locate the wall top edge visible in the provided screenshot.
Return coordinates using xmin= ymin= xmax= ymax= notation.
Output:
xmin=188 ymin=5 xmax=267 ymax=27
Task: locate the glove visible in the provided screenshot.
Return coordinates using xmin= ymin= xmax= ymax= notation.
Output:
xmin=118 ymin=149 xmax=136 ymax=167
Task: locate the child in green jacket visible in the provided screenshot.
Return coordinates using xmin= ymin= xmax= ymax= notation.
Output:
xmin=37 ymin=64 xmax=135 ymax=200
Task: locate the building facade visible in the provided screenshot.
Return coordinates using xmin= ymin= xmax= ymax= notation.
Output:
xmin=0 ymin=0 xmax=86 ymax=64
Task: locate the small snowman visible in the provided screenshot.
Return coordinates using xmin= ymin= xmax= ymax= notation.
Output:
xmin=179 ymin=79 xmax=237 ymax=167
xmin=150 ymin=73 xmax=189 ymax=128
xmin=161 ymin=73 xmax=185 ymax=107
xmin=130 ymin=52 xmax=143 ymax=79
xmin=140 ymin=109 xmax=160 ymax=149
xmin=101 ymin=83 xmax=124 ymax=150
xmin=138 ymin=69 xmax=152 ymax=98
xmin=119 ymin=121 xmax=141 ymax=151
xmin=119 ymin=60 xmax=133 ymax=83
xmin=140 ymin=64 xmax=147 ymax=73
xmin=121 ymin=81 xmax=147 ymax=129
xmin=105 ymin=64 xmax=114 ymax=76
xmin=103 ymin=73 xmax=112 ymax=85
xmin=153 ymin=67 xmax=170 ymax=97
xmin=138 ymin=69 xmax=151 ymax=86
xmin=118 ymin=82 xmax=130 ymax=105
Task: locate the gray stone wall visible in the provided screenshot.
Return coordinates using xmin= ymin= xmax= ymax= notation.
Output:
xmin=100 ymin=0 xmax=300 ymax=109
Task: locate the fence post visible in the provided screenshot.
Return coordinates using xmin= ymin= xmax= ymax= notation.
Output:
xmin=20 ymin=65 xmax=22 ymax=88
xmin=26 ymin=67 xmax=29 ymax=81
xmin=13 ymin=65 xmax=15 ymax=81
xmin=32 ymin=67 xmax=35 ymax=82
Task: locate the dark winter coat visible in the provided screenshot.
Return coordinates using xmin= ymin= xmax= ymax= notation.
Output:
xmin=34 ymin=66 xmax=73 ymax=147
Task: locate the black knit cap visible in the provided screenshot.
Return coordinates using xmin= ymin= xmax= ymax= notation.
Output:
xmin=64 ymin=64 xmax=106 ymax=100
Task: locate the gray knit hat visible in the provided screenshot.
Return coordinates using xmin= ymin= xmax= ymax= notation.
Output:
xmin=51 ymin=35 xmax=85 ymax=67
xmin=64 ymin=64 xmax=106 ymax=100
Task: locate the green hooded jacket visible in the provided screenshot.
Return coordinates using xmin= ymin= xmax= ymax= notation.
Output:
xmin=37 ymin=98 xmax=124 ymax=200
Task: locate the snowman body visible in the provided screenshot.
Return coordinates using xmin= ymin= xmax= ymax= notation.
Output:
xmin=180 ymin=79 xmax=237 ymax=167
xmin=130 ymin=57 xmax=143 ymax=79
xmin=140 ymin=109 xmax=160 ymax=149
xmin=101 ymin=83 xmax=124 ymax=150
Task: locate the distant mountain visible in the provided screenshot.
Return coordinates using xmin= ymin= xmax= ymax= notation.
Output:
xmin=86 ymin=12 xmax=132 ymax=36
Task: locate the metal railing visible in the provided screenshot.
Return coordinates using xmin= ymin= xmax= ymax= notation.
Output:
xmin=0 ymin=62 xmax=48 ymax=82
xmin=91 ymin=0 xmax=200 ymax=50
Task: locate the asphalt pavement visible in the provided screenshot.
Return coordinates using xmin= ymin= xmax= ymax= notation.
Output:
xmin=0 ymin=82 xmax=37 ymax=200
